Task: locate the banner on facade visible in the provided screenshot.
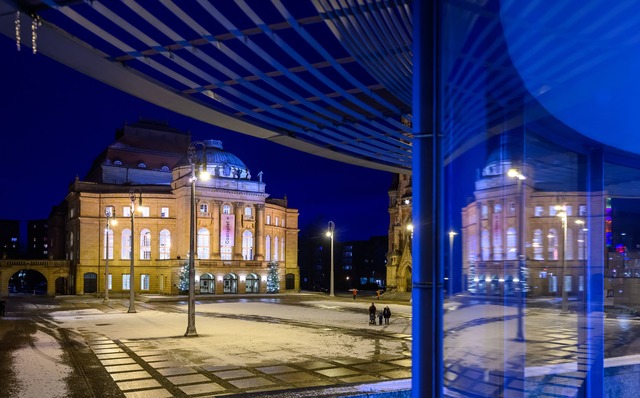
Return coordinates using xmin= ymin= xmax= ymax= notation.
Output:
xmin=221 ymin=214 xmax=235 ymax=246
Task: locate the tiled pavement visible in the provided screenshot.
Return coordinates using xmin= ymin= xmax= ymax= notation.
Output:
xmin=85 ymin=333 xmax=412 ymax=397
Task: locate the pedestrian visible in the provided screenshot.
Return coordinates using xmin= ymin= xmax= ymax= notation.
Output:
xmin=376 ymin=289 xmax=381 ymax=300
xmin=0 ymin=298 xmax=6 ymax=316
xmin=353 ymin=288 xmax=358 ymax=300
xmin=368 ymin=302 xmax=376 ymax=324
xmin=383 ymin=306 xmax=391 ymax=324
xmin=378 ymin=311 xmax=383 ymax=325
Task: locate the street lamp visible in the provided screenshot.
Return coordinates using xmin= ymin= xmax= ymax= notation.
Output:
xmin=128 ymin=188 xmax=142 ymax=313
xmin=185 ymin=141 xmax=210 ymax=337
xmin=104 ymin=206 xmax=116 ymax=304
xmin=326 ymin=221 xmax=335 ymax=297
xmin=448 ymin=231 xmax=457 ymax=298
xmin=508 ymin=168 xmax=526 ymax=341
xmin=555 ymin=205 xmax=569 ymax=313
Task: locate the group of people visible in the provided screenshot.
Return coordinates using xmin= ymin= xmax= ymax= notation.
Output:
xmin=368 ymin=302 xmax=391 ymax=325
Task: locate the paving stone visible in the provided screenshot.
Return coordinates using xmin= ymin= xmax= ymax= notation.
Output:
xmin=213 ymin=369 xmax=255 ymax=379
xmin=296 ymin=361 xmax=334 ymax=370
xmin=97 ymin=353 xmax=131 ymax=360
xmin=166 ymin=374 xmax=211 ymax=385
xmin=123 ymin=388 xmax=173 ymax=398
xmin=354 ymin=362 xmax=394 ymax=372
xmin=93 ymin=348 xmax=124 ymax=354
xmin=333 ymin=358 xmax=370 ymax=365
xmin=381 ymin=370 xmax=412 ymax=379
xmin=106 ymin=364 xmax=144 ymax=373
xmin=256 ymin=365 xmax=297 ymax=374
xmin=179 ymin=383 xmax=226 ymax=395
xmin=110 ymin=371 xmax=153 ymax=381
xmin=340 ymin=374 xmax=381 ymax=383
xmin=228 ymin=377 xmax=275 ymax=389
xmin=201 ymin=364 xmax=238 ymax=372
xmin=101 ymin=358 xmax=137 ymax=366
xmin=139 ymin=355 xmax=170 ymax=363
xmin=117 ymin=378 xmax=162 ymax=391
xmin=315 ymin=367 xmax=360 ymax=377
xmin=157 ymin=367 xmax=197 ymax=376
xmin=147 ymin=361 xmax=181 ymax=369
xmin=389 ymin=358 xmax=412 ymax=367
xmin=272 ymin=372 xmax=322 ymax=383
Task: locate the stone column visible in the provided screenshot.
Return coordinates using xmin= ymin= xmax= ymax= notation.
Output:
xmin=255 ymin=204 xmax=265 ymax=261
xmin=234 ymin=202 xmax=244 ymax=260
xmin=212 ymin=201 xmax=222 ymax=260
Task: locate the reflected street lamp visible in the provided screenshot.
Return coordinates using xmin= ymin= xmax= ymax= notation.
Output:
xmin=448 ymin=231 xmax=457 ymax=298
xmin=555 ymin=205 xmax=569 ymax=313
xmin=104 ymin=206 xmax=116 ymax=304
xmin=326 ymin=221 xmax=335 ymax=297
xmin=128 ymin=188 xmax=142 ymax=313
xmin=185 ymin=141 xmax=210 ymax=337
xmin=508 ymin=168 xmax=526 ymax=341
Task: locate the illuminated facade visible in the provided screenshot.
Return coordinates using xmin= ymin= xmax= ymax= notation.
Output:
xmin=386 ymin=174 xmax=413 ymax=293
xmin=58 ymin=121 xmax=299 ymax=295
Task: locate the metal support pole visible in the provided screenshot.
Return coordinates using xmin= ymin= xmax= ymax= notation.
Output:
xmin=128 ymin=189 xmax=141 ymax=313
xmin=185 ymin=160 xmax=198 ymax=336
xmin=327 ymin=221 xmax=335 ymax=297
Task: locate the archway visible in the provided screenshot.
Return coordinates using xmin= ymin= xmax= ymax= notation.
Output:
xmin=245 ymin=273 xmax=259 ymax=293
xmin=200 ymin=273 xmax=215 ymax=294
xmin=8 ymin=269 xmax=47 ymax=295
xmin=223 ymin=273 xmax=238 ymax=294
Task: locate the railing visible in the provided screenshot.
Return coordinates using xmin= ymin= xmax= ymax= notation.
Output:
xmin=0 ymin=259 xmax=71 ymax=267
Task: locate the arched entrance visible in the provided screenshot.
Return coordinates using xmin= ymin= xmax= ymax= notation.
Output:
xmin=397 ymin=264 xmax=412 ymax=292
xmin=223 ymin=273 xmax=238 ymax=294
xmin=245 ymin=273 xmax=259 ymax=293
xmin=200 ymin=273 xmax=215 ymax=294
xmin=84 ymin=272 xmax=98 ymax=294
xmin=8 ymin=269 xmax=48 ymax=295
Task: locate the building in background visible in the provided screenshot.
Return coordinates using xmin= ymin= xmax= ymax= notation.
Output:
xmin=1 ymin=120 xmax=299 ymax=296
xmin=27 ymin=219 xmax=49 ymax=259
xmin=0 ymin=220 xmax=20 ymax=259
xmin=386 ymin=174 xmax=413 ymax=292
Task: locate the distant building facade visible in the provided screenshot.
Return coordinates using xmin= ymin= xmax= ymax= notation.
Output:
xmin=0 ymin=220 xmax=20 ymax=259
xmin=27 ymin=219 xmax=49 ymax=259
xmin=386 ymin=174 xmax=413 ymax=292
xmin=43 ymin=120 xmax=300 ymax=296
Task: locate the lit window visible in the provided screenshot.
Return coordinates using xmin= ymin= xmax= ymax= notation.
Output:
xmin=141 ymin=274 xmax=150 ymax=291
xmin=107 ymin=274 xmax=112 ymax=290
xmin=245 ymin=207 xmax=252 ymax=216
xmin=159 ymin=229 xmax=171 ymax=259
xmin=139 ymin=206 xmax=150 ymax=217
xmin=121 ymin=229 xmax=131 ymax=259
xmin=140 ymin=229 xmax=151 ymax=260
xmin=222 ymin=205 xmax=231 ymax=214
xmin=549 ymin=206 xmax=557 ymax=216
xmin=123 ymin=207 xmax=131 ymax=217
xmin=242 ymin=230 xmax=254 ymax=260
xmin=103 ymin=228 xmax=114 ymax=260
xmin=274 ymin=236 xmax=279 ymax=261
xmin=481 ymin=205 xmax=488 ymax=219
xmin=266 ymin=215 xmax=271 ymax=225
xmin=122 ymin=274 xmax=130 ymax=290
xmin=114 ymin=160 xmax=123 ymax=166
xmin=265 ymin=235 xmax=271 ymax=261
xmin=160 ymin=165 xmax=170 ymax=172
xmin=220 ymin=246 xmax=232 ymax=260
xmin=579 ymin=205 xmax=587 ymax=216
xmin=565 ymin=205 xmax=573 ymax=216
xmin=494 ymin=204 xmax=502 ymax=213
xmin=200 ymin=203 xmax=209 ymax=214
xmin=161 ymin=207 xmax=169 ymax=218
xmin=138 ymin=162 xmax=147 ymax=168
xmin=275 ymin=217 xmax=279 ymax=226
xmin=534 ymin=206 xmax=543 ymax=217
xmin=282 ymin=218 xmax=285 ymax=227
xmin=197 ymin=228 xmax=210 ymax=259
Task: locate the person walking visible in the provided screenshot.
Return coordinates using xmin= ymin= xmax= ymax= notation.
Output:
xmin=368 ymin=302 xmax=376 ymax=324
xmin=353 ymin=288 xmax=358 ymax=300
xmin=383 ymin=306 xmax=391 ymax=325
xmin=378 ymin=311 xmax=383 ymax=325
xmin=0 ymin=298 xmax=6 ymax=316
xmin=376 ymin=289 xmax=381 ymax=300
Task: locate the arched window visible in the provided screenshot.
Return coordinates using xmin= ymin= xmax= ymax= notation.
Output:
xmin=244 ymin=206 xmax=252 ymax=216
xmin=140 ymin=229 xmax=151 ymax=260
xmin=222 ymin=205 xmax=231 ymax=214
xmin=121 ymin=229 xmax=131 ymax=259
xmin=265 ymin=235 xmax=271 ymax=261
xmin=197 ymin=228 xmax=210 ymax=259
xmin=493 ymin=223 xmax=503 ymax=261
xmin=566 ymin=228 xmax=574 ymax=261
xmin=481 ymin=229 xmax=490 ymax=261
xmin=533 ymin=229 xmax=543 ymax=260
xmin=104 ymin=228 xmax=114 ymax=260
xmin=138 ymin=162 xmax=147 ymax=168
xmin=506 ymin=227 xmax=517 ymax=260
xmin=274 ymin=236 xmax=279 ymax=261
xmin=578 ymin=228 xmax=587 ymax=260
xmin=242 ymin=230 xmax=254 ymax=260
xmin=223 ymin=273 xmax=238 ymax=293
xmin=548 ymin=229 xmax=558 ymax=260
xmin=246 ymin=273 xmax=259 ymax=293
xmin=159 ymin=229 xmax=171 ymax=259
xmin=281 ymin=237 xmax=285 ymax=261
xmin=199 ymin=202 xmax=209 ymax=214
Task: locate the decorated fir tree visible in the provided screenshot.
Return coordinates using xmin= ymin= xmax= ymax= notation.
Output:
xmin=178 ymin=260 xmax=189 ymax=292
xmin=266 ymin=261 xmax=280 ymax=293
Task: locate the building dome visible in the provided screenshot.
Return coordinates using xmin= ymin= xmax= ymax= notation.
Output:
xmin=177 ymin=139 xmax=251 ymax=179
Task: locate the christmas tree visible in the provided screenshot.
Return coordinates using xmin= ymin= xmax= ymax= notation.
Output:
xmin=178 ymin=260 xmax=189 ymax=292
xmin=266 ymin=262 xmax=280 ymax=293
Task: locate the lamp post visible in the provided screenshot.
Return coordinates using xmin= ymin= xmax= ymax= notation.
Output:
xmin=185 ymin=141 xmax=210 ymax=337
xmin=448 ymin=231 xmax=457 ymax=298
xmin=326 ymin=221 xmax=335 ymax=297
xmin=508 ymin=168 xmax=526 ymax=341
xmin=128 ymin=188 xmax=142 ymax=313
xmin=576 ymin=219 xmax=587 ymax=300
xmin=555 ymin=205 xmax=569 ymax=313
xmin=104 ymin=206 xmax=116 ymax=304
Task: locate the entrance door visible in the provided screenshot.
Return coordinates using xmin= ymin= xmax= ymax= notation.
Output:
xmin=84 ymin=273 xmax=98 ymax=294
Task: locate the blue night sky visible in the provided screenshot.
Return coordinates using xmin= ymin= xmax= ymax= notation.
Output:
xmin=0 ymin=34 xmax=392 ymax=242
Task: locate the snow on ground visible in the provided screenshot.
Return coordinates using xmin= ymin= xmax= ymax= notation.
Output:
xmin=12 ymin=329 xmax=71 ymax=398
xmin=49 ymin=299 xmax=413 ymax=367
